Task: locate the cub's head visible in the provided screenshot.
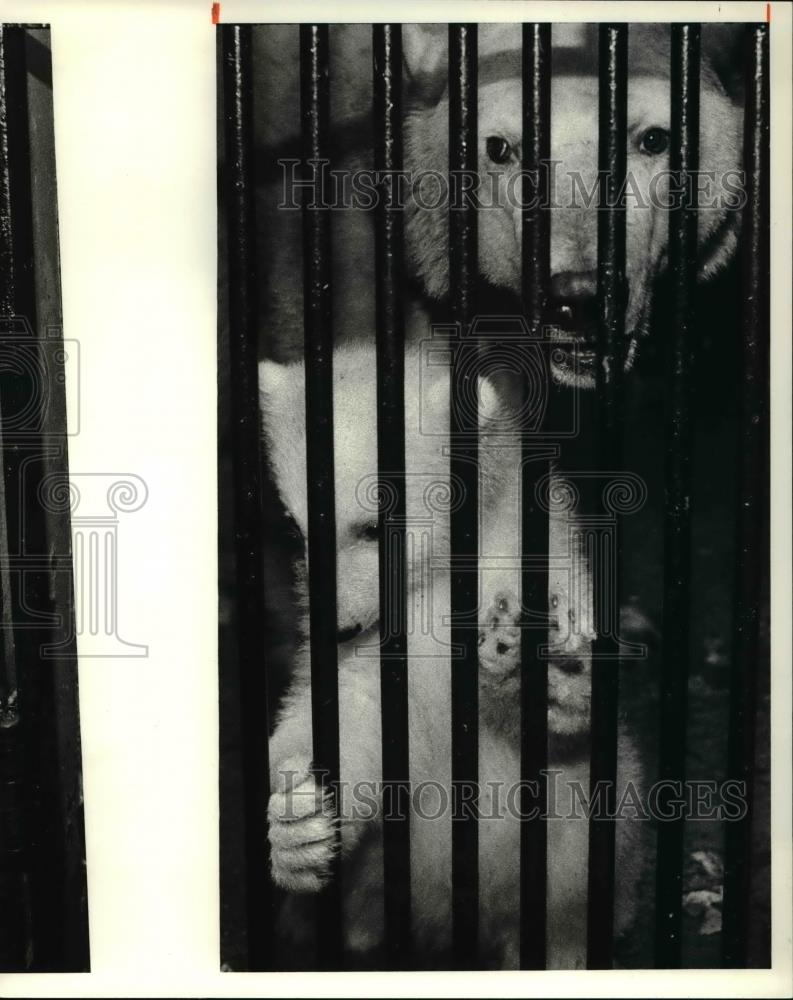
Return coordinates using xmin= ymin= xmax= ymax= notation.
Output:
xmin=403 ymin=23 xmax=744 ymax=388
xmin=262 ymin=344 xmax=379 ymax=641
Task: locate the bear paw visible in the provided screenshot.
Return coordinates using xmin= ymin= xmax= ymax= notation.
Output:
xmin=682 ymin=849 xmax=724 ymax=936
xmin=268 ymin=757 xmax=338 ymax=893
xmin=479 ymin=591 xmax=521 ymax=677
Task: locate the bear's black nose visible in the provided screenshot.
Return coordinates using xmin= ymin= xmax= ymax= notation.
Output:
xmin=544 ymin=270 xmax=599 ymax=344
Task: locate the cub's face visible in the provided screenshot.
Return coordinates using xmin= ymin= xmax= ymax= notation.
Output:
xmin=404 ymin=25 xmax=743 ymax=388
xmin=261 ymin=347 xmax=379 ymax=640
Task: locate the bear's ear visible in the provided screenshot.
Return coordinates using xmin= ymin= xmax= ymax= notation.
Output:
xmin=477 ymin=375 xmax=501 ymax=422
xmin=701 ymin=23 xmax=746 ymax=102
xmin=258 ymin=359 xmax=302 ymax=443
xmin=421 ymin=368 xmax=504 ymax=427
xmin=259 ymin=358 xmax=292 ymax=408
xmin=403 ymin=24 xmax=448 ymax=104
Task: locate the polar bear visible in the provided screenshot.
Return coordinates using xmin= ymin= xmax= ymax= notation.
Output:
xmin=260 ymin=339 xmax=648 ymax=969
xmin=257 ymin=23 xmax=745 ymax=381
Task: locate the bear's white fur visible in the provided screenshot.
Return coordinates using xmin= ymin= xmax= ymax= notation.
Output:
xmin=261 ymin=341 xmax=647 ymax=969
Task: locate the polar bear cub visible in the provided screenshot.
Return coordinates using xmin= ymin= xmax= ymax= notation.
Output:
xmin=259 ymin=339 xmax=644 ymax=968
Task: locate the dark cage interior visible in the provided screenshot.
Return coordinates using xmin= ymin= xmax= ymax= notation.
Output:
xmin=217 ymin=21 xmax=770 ymax=972
xmin=0 ymin=24 xmax=89 ymax=972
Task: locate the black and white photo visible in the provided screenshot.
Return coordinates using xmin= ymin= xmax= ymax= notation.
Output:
xmin=218 ymin=18 xmax=770 ymax=972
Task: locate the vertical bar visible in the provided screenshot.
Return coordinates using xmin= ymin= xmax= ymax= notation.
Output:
xmin=300 ymin=23 xmax=342 ymax=970
xmin=448 ymin=22 xmax=479 ymax=969
xmin=519 ymin=21 xmax=551 ymax=972
xmin=27 ymin=27 xmax=89 ymax=971
xmin=0 ymin=25 xmax=89 ymax=971
xmin=722 ymin=22 xmax=769 ymax=969
xmin=373 ymin=24 xmax=411 ymax=969
xmin=1 ymin=25 xmax=46 ymax=971
xmin=220 ymin=25 xmax=272 ymax=971
xmin=654 ymin=23 xmax=701 ymax=969
xmin=0 ymin=36 xmax=28 ymax=967
xmin=586 ymin=22 xmax=627 ymax=971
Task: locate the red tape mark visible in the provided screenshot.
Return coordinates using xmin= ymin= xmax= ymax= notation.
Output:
xmin=212 ymin=2 xmax=220 ymax=24
xmin=766 ymin=3 xmax=771 ymax=22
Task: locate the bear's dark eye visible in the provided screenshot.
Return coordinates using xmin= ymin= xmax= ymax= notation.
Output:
xmin=639 ymin=127 xmax=670 ymax=155
xmin=354 ymin=521 xmax=379 ymax=542
xmin=486 ymin=135 xmax=512 ymax=165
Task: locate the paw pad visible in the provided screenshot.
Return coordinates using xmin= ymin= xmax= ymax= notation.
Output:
xmin=479 ymin=591 xmax=520 ymax=675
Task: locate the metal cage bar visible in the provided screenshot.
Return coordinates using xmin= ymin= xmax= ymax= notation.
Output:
xmin=654 ymin=23 xmax=701 ymax=969
xmin=220 ymin=24 xmax=273 ymax=971
xmin=519 ymin=20 xmax=552 ymax=972
xmin=0 ymin=25 xmax=35 ymax=971
xmin=586 ymin=22 xmax=628 ymax=971
xmin=373 ymin=23 xmax=412 ymax=970
xmin=722 ymin=21 xmax=770 ymax=970
xmin=448 ymin=22 xmax=480 ymax=968
xmin=0 ymin=24 xmax=87 ymax=973
xmin=299 ymin=23 xmax=343 ymax=970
